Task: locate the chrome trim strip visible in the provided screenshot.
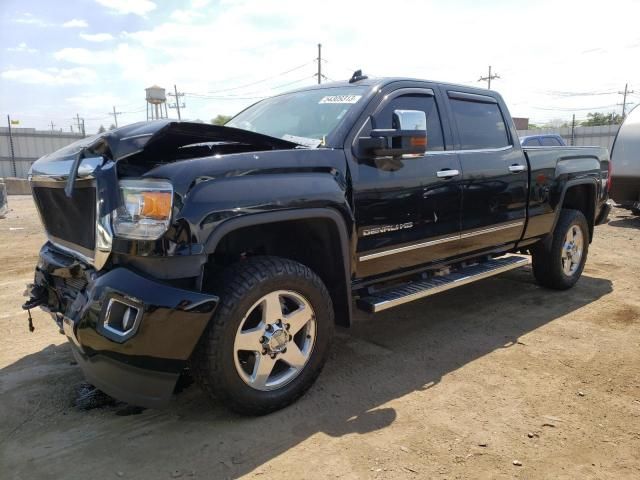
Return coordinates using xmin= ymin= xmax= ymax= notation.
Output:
xmin=370 ymin=256 xmax=530 ymax=312
xmin=359 ymin=221 xmax=524 ymax=261
xmin=103 ymin=296 xmax=143 ymax=338
xmin=48 ymin=236 xmax=95 ymax=265
xmin=426 ymin=145 xmax=513 ymax=155
xmin=29 ymin=156 xmax=104 ymax=182
xmin=359 ymin=234 xmax=460 ymax=261
xmin=119 ymin=133 xmax=153 ymax=142
xmin=31 ymin=165 xmax=114 ymax=270
xmin=459 ymin=221 xmax=524 ymax=240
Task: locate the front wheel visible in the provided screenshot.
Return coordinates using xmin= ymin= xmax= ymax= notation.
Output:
xmin=191 ymin=256 xmax=334 ymax=415
xmin=532 ymin=209 xmax=589 ymax=290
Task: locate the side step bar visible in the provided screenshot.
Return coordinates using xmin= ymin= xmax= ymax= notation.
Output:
xmin=357 ymin=255 xmax=530 ymax=313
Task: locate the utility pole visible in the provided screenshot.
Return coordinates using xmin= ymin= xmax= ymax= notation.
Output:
xmin=478 ymin=65 xmax=500 ymax=89
xmin=49 ymin=121 xmax=56 ymax=131
xmin=168 ymin=85 xmax=185 ymax=120
xmin=75 ymin=113 xmax=86 ymax=137
xmin=317 ymin=43 xmax=322 ymax=85
xmin=81 ymin=119 xmax=86 ymax=137
xmin=570 ymin=114 xmax=576 ymax=146
xmin=618 ymin=83 xmax=634 ymax=119
xmin=7 ymin=115 xmax=17 ymax=177
xmin=109 ymin=105 xmax=123 ymax=128
xmin=70 ymin=125 xmax=74 ymax=133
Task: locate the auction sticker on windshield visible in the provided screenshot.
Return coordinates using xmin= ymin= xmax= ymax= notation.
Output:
xmin=318 ymin=95 xmax=362 ymax=104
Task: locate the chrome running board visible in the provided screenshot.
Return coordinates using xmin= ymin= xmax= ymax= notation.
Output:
xmin=357 ymin=255 xmax=530 ymax=313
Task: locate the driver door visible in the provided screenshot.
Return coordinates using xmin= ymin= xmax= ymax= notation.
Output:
xmin=351 ymin=87 xmax=464 ymax=278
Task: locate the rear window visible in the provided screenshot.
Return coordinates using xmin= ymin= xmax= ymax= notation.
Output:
xmin=541 ymin=136 xmax=563 ymax=146
xmin=450 ymin=99 xmax=510 ymax=150
xmin=522 ymin=137 xmax=541 ymax=146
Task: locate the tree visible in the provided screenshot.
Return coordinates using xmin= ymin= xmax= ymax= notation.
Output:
xmin=97 ymin=125 xmax=106 ymax=133
xmin=108 ymin=123 xmax=117 ymax=130
xmin=543 ymin=118 xmax=570 ymax=129
xmin=581 ymin=112 xmax=623 ymax=127
xmin=211 ymin=114 xmax=232 ymax=126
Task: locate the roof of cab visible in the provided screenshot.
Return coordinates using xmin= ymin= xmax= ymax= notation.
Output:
xmin=286 ymin=76 xmax=502 ymax=97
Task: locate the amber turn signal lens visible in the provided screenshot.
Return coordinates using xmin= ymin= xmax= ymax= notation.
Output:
xmin=140 ymin=191 xmax=172 ymax=219
xmin=410 ymin=136 xmax=427 ymax=147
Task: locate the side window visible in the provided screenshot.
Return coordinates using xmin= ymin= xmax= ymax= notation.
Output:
xmin=450 ymin=99 xmax=510 ymax=150
xmin=541 ymin=136 xmax=562 ymax=146
xmin=373 ymin=94 xmax=445 ymax=151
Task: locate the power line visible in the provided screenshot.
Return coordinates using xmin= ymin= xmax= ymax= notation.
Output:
xmin=545 ymin=90 xmax=617 ymax=97
xmin=532 ymin=104 xmax=619 ymax=112
xmin=184 ymin=76 xmax=313 ymax=101
xmin=203 ymin=61 xmax=314 ymax=94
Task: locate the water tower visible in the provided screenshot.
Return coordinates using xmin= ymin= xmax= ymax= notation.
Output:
xmin=145 ymin=85 xmax=168 ymax=121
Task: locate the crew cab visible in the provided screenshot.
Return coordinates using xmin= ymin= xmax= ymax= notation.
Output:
xmin=25 ymin=73 xmax=611 ymax=415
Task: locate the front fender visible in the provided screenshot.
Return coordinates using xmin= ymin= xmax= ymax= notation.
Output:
xmin=180 ymin=171 xmax=353 ymax=246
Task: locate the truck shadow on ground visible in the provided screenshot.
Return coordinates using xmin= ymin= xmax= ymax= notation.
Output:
xmin=608 ymin=215 xmax=640 ymax=229
xmin=1 ymin=268 xmax=613 ymax=479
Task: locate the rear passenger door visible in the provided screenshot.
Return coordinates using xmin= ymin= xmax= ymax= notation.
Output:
xmin=446 ymin=91 xmax=527 ymax=254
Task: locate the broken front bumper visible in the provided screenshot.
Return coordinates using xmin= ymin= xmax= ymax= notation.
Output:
xmin=29 ymin=243 xmax=218 ymax=407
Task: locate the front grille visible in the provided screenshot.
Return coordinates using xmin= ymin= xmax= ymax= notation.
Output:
xmin=65 ymin=277 xmax=88 ymax=291
xmin=32 ymin=185 xmax=96 ymax=251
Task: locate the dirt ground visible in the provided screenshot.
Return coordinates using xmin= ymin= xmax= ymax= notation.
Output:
xmin=1 ymin=195 xmax=639 ymax=479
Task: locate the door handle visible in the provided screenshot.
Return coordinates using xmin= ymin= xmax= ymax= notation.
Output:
xmin=436 ymin=169 xmax=460 ymax=179
xmin=508 ymin=164 xmax=526 ymax=173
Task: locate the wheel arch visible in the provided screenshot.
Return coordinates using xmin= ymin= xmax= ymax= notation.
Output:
xmin=203 ymin=208 xmax=353 ymax=327
xmin=551 ymin=179 xmax=598 ymax=242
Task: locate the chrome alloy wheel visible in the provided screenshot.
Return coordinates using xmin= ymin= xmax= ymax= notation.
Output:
xmin=233 ymin=290 xmax=317 ymax=391
xmin=561 ymin=224 xmax=584 ymax=276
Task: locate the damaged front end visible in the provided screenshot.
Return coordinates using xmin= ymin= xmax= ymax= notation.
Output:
xmin=26 ymin=243 xmax=218 ymax=407
xmin=22 ymin=120 xmax=296 ymax=407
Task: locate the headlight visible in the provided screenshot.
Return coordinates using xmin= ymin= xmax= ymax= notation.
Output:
xmin=113 ymin=179 xmax=173 ymax=240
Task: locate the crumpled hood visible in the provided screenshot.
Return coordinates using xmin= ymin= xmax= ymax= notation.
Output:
xmin=30 ymin=120 xmax=300 ymax=174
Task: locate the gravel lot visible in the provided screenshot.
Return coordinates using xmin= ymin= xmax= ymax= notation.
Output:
xmin=1 ymin=195 xmax=639 ymax=479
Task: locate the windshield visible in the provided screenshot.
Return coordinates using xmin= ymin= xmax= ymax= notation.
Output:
xmin=226 ymin=86 xmax=367 ymax=147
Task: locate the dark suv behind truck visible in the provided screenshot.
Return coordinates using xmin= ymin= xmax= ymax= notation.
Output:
xmin=25 ymin=74 xmax=611 ymax=414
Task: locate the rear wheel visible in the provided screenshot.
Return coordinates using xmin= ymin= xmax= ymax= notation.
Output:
xmin=532 ymin=209 xmax=589 ymax=290
xmin=191 ymin=256 xmax=334 ymax=415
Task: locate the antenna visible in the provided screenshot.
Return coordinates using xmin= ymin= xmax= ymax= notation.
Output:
xmin=349 ymin=69 xmax=368 ymax=84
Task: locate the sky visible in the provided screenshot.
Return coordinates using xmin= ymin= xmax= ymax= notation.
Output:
xmin=1 ymin=0 xmax=640 ymax=134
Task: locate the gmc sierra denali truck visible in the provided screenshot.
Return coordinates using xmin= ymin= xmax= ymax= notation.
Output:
xmin=24 ymin=73 xmax=611 ymax=415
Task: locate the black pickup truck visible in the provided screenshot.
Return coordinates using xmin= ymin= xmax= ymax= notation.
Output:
xmin=25 ymin=73 xmax=611 ymax=415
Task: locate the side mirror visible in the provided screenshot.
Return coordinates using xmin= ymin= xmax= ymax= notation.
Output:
xmin=357 ymin=109 xmax=427 ymax=158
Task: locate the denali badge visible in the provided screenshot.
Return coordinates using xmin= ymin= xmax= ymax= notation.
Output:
xmin=362 ymin=222 xmax=414 ymax=236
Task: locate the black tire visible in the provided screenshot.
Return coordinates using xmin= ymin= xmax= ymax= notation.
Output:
xmin=532 ymin=209 xmax=589 ymax=290
xmin=191 ymin=256 xmax=334 ymax=415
